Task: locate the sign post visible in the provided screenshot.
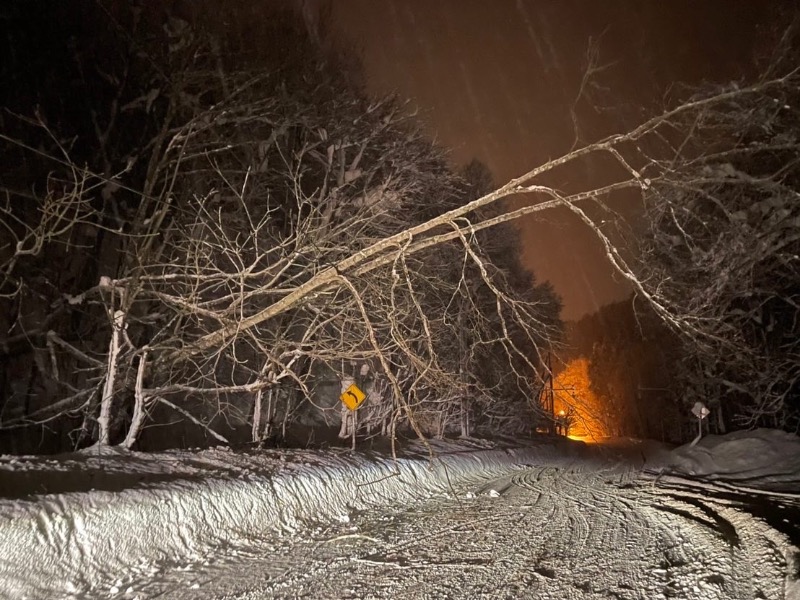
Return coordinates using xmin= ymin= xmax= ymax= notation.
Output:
xmin=689 ymin=401 xmax=710 ymax=447
xmin=340 ymin=382 xmax=366 ymax=450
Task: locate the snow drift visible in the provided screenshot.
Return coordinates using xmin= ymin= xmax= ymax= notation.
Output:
xmin=663 ymin=428 xmax=800 ymax=490
xmin=0 ymin=439 xmax=575 ymax=599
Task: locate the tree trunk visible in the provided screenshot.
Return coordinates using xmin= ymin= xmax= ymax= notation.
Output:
xmin=97 ymin=309 xmax=125 ymax=446
xmin=121 ymin=349 xmax=148 ymax=449
xmin=715 ymin=402 xmax=726 ymax=434
xmin=252 ymin=387 xmax=263 ymax=443
xmin=264 ymin=388 xmax=275 ymax=442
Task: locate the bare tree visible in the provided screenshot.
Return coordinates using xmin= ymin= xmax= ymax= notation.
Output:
xmin=1 ymin=6 xmax=562 ymax=452
xmin=4 ymin=4 xmax=797 ymax=453
xmin=634 ymin=72 xmax=800 ymax=428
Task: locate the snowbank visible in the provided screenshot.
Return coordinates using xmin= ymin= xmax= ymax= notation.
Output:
xmin=0 ymin=439 xmax=576 ymax=599
xmin=660 ymin=428 xmax=800 ymax=490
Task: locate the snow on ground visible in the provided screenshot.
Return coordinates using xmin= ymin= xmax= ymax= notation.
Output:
xmin=1 ymin=430 xmax=799 ymax=599
xmin=230 ymin=461 xmax=798 ymax=600
xmin=654 ymin=428 xmax=800 ymax=492
xmin=0 ymin=437 xmax=579 ymax=599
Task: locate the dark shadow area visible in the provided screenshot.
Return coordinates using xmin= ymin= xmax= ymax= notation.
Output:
xmin=0 ymin=469 xmax=207 ymax=501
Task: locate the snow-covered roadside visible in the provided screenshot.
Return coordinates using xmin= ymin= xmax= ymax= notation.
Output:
xmin=0 ymin=438 xmax=579 ymax=599
xmin=4 ymin=430 xmax=798 ymax=600
xmin=653 ymin=428 xmax=800 ymax=492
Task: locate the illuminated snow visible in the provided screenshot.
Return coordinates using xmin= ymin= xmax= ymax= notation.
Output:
xmin=0 ymin=432 xmax=798 ymax=599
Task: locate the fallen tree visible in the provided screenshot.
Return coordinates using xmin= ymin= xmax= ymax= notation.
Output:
xmin=0 ymin=4 xmax=561 ymax=452
xmin=2 ymin=5 xmax=797 ymax=451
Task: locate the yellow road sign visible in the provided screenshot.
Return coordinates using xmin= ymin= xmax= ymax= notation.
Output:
xmin=340 ymin=383 xmax=366 ymax=411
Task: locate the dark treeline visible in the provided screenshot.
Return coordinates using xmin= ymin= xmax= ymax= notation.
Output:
xmin=567 ymin=290 xmax=799 ymax=443
xmin=0 ymin=2 xmax=562 ymax=454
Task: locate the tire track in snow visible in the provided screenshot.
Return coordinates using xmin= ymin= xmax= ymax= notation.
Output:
xmin=39 ymin=449 xmax=795 ymax=599
xmin=640 ymin=477 xmax=800 ymax=599
xmin=221 ymin=459 xmax=795 ymax=599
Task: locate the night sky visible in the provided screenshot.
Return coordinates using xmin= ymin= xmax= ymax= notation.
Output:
xmin=332 ymin=0 xmax=773 ymax=320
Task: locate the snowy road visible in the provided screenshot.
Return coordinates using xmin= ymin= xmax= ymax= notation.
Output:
xmin=132 ymin=456 xmax=799 ymax=600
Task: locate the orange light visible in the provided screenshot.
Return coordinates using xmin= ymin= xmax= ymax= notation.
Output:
xmin=567 ymin=434 xmax=600 ymax=444
xmin=552 ymin=358 xmax=611 ymax=439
